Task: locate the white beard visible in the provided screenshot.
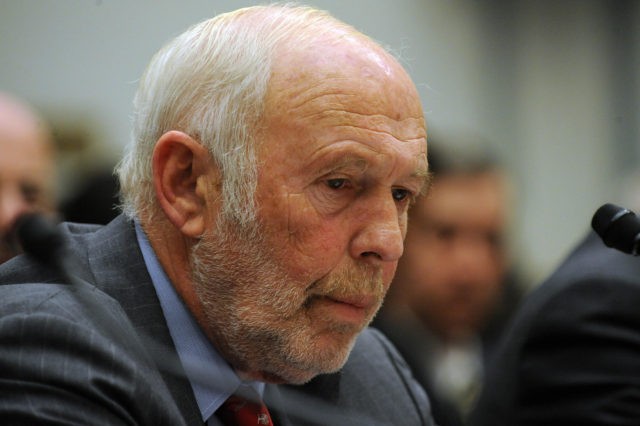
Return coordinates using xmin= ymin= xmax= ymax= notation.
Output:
xmin=189 ymin=217 xmax=384 ymax=384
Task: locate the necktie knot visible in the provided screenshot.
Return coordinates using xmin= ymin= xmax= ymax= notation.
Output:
xmin=216 ymin=393 xmax=274 ymax=426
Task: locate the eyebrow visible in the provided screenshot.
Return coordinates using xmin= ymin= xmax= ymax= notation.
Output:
xmin=316 ymin=151 xmax=432 ymax=193
xmin=416 ymin=168 xmax=433 ymax=196
xmin=316 ymin=154 xmax=369 ymax=176
xmin=417 ymin=170 xmax=433 ymax=195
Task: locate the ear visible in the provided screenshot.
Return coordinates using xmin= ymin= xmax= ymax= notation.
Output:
xmin=152 ymin=131 xmax=216 ymax=238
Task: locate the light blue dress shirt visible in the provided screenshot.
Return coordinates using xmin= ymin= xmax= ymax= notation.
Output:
xmin=135 ymin=222 xmax=265 ymax=423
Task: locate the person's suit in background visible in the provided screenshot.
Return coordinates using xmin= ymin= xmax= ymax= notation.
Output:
xmin=0 ymin=216 xmax=434 ymax=426
xmin=374 ymin=274 xmax=523 ymax=426
xmin=469 ymin=230 xmax=640 ymax=426
xmin=374 ymin=312 xmax=465 ymax=426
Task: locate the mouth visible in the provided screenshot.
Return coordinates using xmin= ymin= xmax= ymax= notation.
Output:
xmin=327 ymin=294 xmax=376 ymax=309
xmin=304 ymin=265 xmax=384 ymax=327
xmin=312 ymin=294 xmax=378 ymax=325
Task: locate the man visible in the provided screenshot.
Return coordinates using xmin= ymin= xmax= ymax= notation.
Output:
xmin=0 ymin=93 xmax=56 ymax=263
xmin=470 ymin=223 xmax=640 ymax=425
xmin=375 ymin=142 xmax=524 ymax=426
xmin=0 ymin=5 xmax=433 ymax=425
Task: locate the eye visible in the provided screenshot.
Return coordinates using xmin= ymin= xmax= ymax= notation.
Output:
xmin=391 ymin=188 xmax=412 ymax=202
xmin=326 ymin=178 xmax=349 ymax=190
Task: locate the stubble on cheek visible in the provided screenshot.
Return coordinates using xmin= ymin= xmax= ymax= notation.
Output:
xmin=280 ymin=191 xmax=390 ymax=327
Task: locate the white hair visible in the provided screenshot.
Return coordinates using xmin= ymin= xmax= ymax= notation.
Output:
xmin=116 ymin=4 xmax=356 ymax=226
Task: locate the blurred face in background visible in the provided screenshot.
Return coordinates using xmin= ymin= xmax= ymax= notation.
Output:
xmin=395 ymin=171 xmax=509 ymax=341
xmin=0 ymin=95 xmax=55 ymax=263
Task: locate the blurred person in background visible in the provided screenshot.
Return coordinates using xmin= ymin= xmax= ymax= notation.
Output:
xmin=374 ymin=138 xmax=527 ymax=426
xmin=469 ymin=176 xmax=640 ymax=426
xmin=0 ymin=92 xmax=57 ymax=263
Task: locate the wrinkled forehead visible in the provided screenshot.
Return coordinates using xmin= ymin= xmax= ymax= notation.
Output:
xmin=272 ymin=28 xmax=408 ymax=85
xmin=274 ymin=29 xmax=396 ymax=75
xmin=256 ymin=29 xmax=426 ymax=173
xmin=266 ymin=30 xmax=422 ymax=115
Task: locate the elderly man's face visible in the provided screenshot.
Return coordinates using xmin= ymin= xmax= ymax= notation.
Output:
xmin=192 ymin=36 xmax=427 ymax=384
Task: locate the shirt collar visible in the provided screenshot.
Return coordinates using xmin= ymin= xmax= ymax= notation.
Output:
xmin=134 ymin=222 xmax=265 ymax=422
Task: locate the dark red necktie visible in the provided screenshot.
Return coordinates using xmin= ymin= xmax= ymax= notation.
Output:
xmin=216 ymin=394 xmax=274 ymax=426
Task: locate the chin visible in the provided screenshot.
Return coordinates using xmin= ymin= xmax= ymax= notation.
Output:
xmin=240 ymin=360 xmax=335 ymax=385
xmin=294 ymin=332 xmax=357 ymax=381
xmin=259 ymin=368 xmax=320 ymax=386
xmin=254 ymin=327 xmax=359 ymax=385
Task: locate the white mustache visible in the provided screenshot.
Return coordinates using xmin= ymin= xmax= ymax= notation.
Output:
xmin=306 ymin=264 xmax=385 ymax=305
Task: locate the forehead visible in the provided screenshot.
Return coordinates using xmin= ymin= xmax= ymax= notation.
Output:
xmin=0 ymin=128 xmax=48 ymax=152
xmin=0 ymin=133 xmax=53 ymax=183
xmin=258 ymin=33 xmax=427 ymax=176
xmin=267 ymin=33 xmax=421 ymax=122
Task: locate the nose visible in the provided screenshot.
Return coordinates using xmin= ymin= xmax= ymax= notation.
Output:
xmin=350 ymin=194 xmax=404 ymax=264
xmin=0 ymin=186 xmax=32 ymax=236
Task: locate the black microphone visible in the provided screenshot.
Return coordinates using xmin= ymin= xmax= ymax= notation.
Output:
xmin=11 ymin=213 xmax=75 ymax=284
xmin=591 ymin=203 xmax=640 ymax=255
xmin=14 ymin=214 xmax=65 ymax=266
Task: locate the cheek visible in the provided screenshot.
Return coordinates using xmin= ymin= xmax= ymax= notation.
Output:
xmin=381 ymin=263 xmax=398 ymax=289
xmin=269 ymin=193 xmax=351 ymax=277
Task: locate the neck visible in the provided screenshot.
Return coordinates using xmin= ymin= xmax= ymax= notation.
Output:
xmin=141 ymin=218 xmax=206 ymax=324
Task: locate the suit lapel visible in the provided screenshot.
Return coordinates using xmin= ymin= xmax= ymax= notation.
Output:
xmin=83 ymin=216 xmax=203 ymax=425
xmin=264 ymin=374 xmax=343 ymax=426
xmin=264 ymin=384 xmax=292 ymax=426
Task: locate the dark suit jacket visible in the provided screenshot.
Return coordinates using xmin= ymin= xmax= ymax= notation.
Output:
xmin=373 ymin=272 xmax=524 ymax=426
xmin=469 ymin=231 xmax=640 ymax=426
xmin=0 ymin=215 xmax=434 ymax=426
xmin=373 ymin=312 xmax=465 ymax=426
